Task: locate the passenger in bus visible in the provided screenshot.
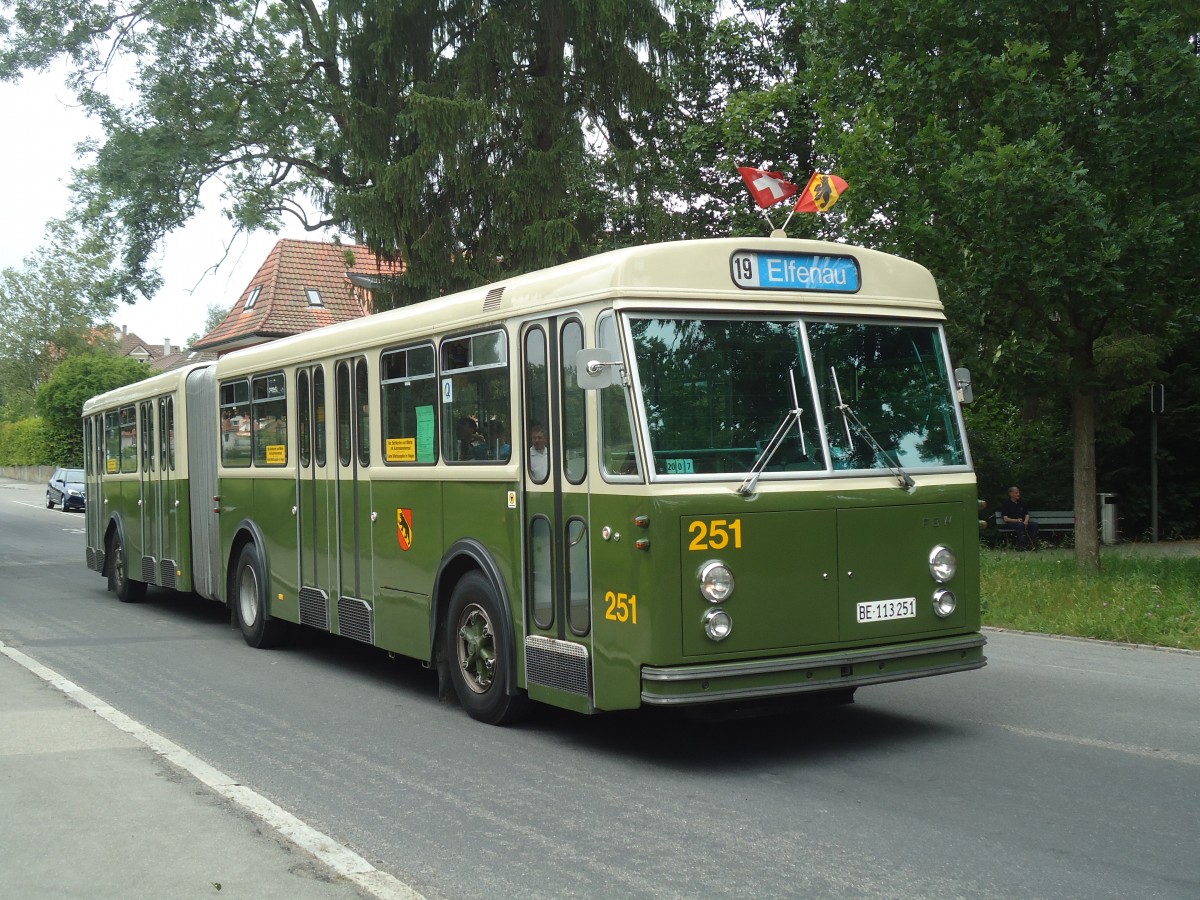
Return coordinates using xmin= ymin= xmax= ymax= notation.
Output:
xmin=456 ymin=415 xmax=488 ymax=460
xmin=487 ymin=419 xmax=511 ymax=461
xmin=528 ymin=424 xmax=549 ymax=480
xmin=1001 ymin=485 xmax=1040 ymax=550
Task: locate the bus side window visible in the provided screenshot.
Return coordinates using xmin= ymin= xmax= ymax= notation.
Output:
xmin=440 ymin=330 xmax=510 ymax=464
xmin=381 ymin=344 xmax=437 ymax=465
xmin=560 ymin=320 xmax=586 ymax=483
xmin=119 ymin=405 xmax=138 ymax=473
xmin=597 ymin=313 xmax=641 ymax=480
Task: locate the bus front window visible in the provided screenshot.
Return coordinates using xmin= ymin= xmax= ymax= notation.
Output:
xmin=807 ymin=322 xmax=966 ymax=471
xmin=627 ymin=315 xmax=966 ymax=479
xmin=628 ymin=316 xmax=824 ymax=476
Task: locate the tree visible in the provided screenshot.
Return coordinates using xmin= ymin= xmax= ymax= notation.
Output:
xmin=0 ymin=219 xmax=120 ymax=421
xmin=775 ymin=0 xmax=1200 ymax=570
xmin=187 ymin=302 xmax=232 ymax=349
xmin=1 ymin=0 xmax=682 ymax=308
xmin=36 ymin=351 xmax=150 ymax=463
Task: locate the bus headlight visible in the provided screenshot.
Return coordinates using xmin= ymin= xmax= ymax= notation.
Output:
xmin=698 ymin=560 xmax=734 ymax=603
xmin=703 ymin=608 xmax=733 ymax=641
xmin=929 ymin=545 xmax=956 ymax=583
xmin=932 ymin=589 xmax=957 ymax=618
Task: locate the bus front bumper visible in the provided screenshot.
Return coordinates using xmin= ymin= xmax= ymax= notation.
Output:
xmin=640 ymin=634 xmax=987 ymax=706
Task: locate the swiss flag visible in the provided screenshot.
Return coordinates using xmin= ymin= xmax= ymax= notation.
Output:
xmin=737 ymin=166 xmax=799 ymax=208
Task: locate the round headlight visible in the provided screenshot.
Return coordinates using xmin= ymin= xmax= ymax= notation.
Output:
xmin=929 ymin=545 xmax=956 ymax=583
xmin=703 ymin=608 xmax=733 ymax=641
xmin=932 ymin=589 xmax=957 ymax=618
xmin=698 ymin=560 xmax=734 ymax=603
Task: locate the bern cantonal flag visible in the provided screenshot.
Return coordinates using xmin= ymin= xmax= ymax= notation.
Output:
xmin=737 ymin=166 xmax=799 ymax=208
xmin=794 ymin=172 xmax=849 ymax=213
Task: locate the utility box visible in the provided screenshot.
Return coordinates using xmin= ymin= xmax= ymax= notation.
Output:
xmin=1098 ymin=493 xmax=1118 ymax=544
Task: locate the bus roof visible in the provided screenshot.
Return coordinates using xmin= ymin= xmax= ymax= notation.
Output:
xmin=82 ymin=361 xmax=213 ymax=415
xmin=221 ymin=236 xmax=941 ymax=374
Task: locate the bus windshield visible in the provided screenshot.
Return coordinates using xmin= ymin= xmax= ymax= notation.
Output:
xmin=627 ymin=315 xmax=966 ymax=477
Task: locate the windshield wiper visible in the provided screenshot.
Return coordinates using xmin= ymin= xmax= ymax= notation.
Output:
xmin=829 ymin=366 xmax=916 ymax=492
xmin=738 ymin=369 xmax=807 ymax=496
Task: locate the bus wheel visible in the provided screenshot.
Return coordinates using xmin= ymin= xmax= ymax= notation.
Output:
xmin=234 ymin=543 xmax=290 ymax=649
xmin=108 ymin=531 xmax=145 ymax=603
xmin=445 ymin=572 xmax=527 ymax=725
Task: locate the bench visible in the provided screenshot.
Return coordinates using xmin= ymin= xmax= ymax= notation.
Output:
xmin=985 ymin=510 xmax=1075 ymax=547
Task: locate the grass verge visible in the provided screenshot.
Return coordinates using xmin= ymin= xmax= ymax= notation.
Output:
xmin=981 ymin=549 xmax=1200 ymax=650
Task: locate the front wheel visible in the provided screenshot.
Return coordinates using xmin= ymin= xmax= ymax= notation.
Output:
xmin=233 ymin=542 xmax=290 ymax=649
xmin=107 ymin=530 xmax=145 ymax=603
xmin=445 ymin=572 xmax=528 ymax=725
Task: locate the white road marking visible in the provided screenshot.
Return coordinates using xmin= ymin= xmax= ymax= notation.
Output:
xmin=977 ymin=720 xmax=1200 ymax=767
xmin=0 ymin=640 xmax=428 ymax=900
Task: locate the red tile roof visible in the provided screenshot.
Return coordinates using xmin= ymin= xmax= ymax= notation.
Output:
xmin=192 ymin=239 xmax=404 ymax=354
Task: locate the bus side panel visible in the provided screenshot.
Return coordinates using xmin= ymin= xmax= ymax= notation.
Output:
xmin=438 ymin=478 xmax=521 ymax=652
xmin=185 ymin=367 xmax=222 ymax=602
xmin=588 ymin=491 xmax=662 ymax=711
xmin=257 ymin=474 xmax=301 ymax=623
xmin=371 ymin=478 xmax=443 ymax=662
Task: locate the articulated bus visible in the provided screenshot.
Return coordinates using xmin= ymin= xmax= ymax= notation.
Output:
xmin=83 ymin=236 xmax=986 ymax=724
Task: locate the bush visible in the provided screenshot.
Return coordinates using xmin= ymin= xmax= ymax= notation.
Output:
xmin=0 ymin=416 xmax=56 ymax=465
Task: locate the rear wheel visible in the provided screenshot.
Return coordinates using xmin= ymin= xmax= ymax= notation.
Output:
xmin=46 ymin=493 xmax=54 ymax=509
xmin=445 ymin=572 xmax=528 ymax=725
xmin=107 ymin=531 xmax=145 ymax=603
xmin=234 ymin=542 xmax=290 ymax=648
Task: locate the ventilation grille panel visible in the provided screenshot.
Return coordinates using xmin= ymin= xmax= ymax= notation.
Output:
xmin=299 ymin=587 xmax=330 ymax=631
xmin=525 ymin=635 xmax=590 ymax=696
xmin=337 ymin=596 xmax=374 ymax=644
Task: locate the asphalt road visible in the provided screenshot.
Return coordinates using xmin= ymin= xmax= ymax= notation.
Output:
xmin=1 ymin=477 xmax=1197 ymax=899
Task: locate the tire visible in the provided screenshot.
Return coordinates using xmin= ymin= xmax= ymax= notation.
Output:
xmin=107 ymin=530 xmax=146 ymax=603
xmin=233 ymin=542 xmax=290 ymax=649
xmin=46 ymin=493 xmax=54 ymax=509
xmin=444 ymin=571 xmax=528 ymax=725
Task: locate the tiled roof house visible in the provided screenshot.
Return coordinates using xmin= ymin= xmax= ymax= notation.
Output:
xmin=192 ymin=239 xmax=404 ymax=355
xmin=106 ymin=326 xmax=213 ymax=372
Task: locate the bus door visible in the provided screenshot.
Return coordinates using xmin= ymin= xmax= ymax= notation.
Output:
xmin=137 ymin=399 xmax=161 ymax=586
xmin=295 ymin=365 xmax=334 ymax=632
xmin=333 ymin=356 xmax=375 ymax=643
xmin=156 ymin=395 xmax=181 ymax=588
xmin=521 ymin=318 xmax=594 ymax=709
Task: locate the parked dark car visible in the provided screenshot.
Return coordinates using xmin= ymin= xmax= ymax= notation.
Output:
xmin=47 ymin=467 xmax=86 ymax=511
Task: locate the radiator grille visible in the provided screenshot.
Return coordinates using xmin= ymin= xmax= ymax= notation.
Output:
xmin=299 ymin=587 xmax=330 ymax=630
xmin=141 ymin=556 xmax=156 ymax=583
xmin=337 ymin=596 xmax=374 ymax=644
xmin=159 ymin=560 xmax=177 ymax=590
xmin=525 ymin=636 xmax=590 ymax=696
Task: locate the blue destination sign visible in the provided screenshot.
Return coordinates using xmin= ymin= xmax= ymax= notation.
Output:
xmin=730 ymin=250 xmax=860 ymax=293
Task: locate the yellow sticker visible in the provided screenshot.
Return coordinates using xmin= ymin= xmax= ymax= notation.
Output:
xmin=265 ymin=444 xmax=287 ymax=464
xmin=386 ymin=438 xmax=416 ymax=462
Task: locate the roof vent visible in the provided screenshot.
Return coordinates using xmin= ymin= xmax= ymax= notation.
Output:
xmin=482 ymin=287 xmax=505 ymax=312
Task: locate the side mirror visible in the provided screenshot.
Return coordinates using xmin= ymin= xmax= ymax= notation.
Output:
xmin=575 ymin=348 xmax=620 ymax=390
xmin=954 ymin=367 xmax=974 ymax=405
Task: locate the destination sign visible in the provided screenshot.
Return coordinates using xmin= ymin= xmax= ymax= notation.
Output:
xmin=730 ymin=250 xmax=860 ymax=293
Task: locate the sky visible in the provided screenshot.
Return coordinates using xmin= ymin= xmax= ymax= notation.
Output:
xmin=0 ymin=64 xmax=338 ymax=349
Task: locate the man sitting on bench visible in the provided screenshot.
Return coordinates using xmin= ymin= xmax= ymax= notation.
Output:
xmin=1001 ymin=485 xmax=1040 ymax=550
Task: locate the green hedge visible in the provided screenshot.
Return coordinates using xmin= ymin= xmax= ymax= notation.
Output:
xmin=0 ymin=417 xmax=77 ymax=466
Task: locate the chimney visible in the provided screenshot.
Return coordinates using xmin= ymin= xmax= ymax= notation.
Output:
xmin=164 ymin=339 xmax=171 ymax=356
xmin=122 ymin=325 xmax=128 ymax=337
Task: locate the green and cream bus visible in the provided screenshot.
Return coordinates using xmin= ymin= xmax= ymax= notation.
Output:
xmin=83 ymin=236 xmax=986 ymax=724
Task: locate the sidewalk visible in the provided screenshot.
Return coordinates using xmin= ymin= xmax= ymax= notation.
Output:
xmin=0 ymin=644 xmax=406 ymax=900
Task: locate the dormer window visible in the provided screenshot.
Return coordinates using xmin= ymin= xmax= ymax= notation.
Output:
xmin=244 ymin=286 xmax=262 ymax=310
xmin=306 ymin=289 xmax=323 ymax=307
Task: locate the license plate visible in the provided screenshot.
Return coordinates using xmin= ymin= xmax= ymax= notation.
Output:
xmin=856 ymin=597 xmax=917 ymax=623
